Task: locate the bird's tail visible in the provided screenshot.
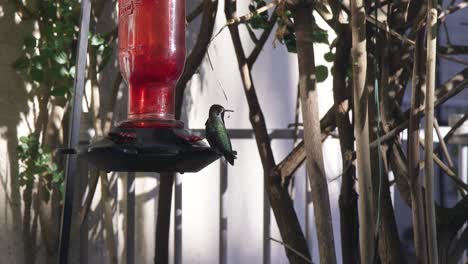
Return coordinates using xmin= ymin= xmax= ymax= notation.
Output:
xmin=226 ymin=150 xmax=237 ymax=165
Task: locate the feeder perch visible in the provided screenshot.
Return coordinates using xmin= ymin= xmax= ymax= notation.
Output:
xmin=81 ymin=0 xmax=219 ymax=172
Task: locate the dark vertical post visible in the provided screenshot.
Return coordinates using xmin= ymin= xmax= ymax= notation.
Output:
xmin=79 ymin=162 xmax=89 ymax=264
xmin=58 ymin=0 xmax=91 ymax=263
xmin=263 ymin=178 xmax=271 ymax=264
xmin=174 ymin=174 xmax=182 ymax=264
xmin=155 ymin=173 xmax=175 ymax=264
xmin=219 ymin=162 xmax=228 ymax=264
xmin=127 ymin=172 xmax=136 ymax=264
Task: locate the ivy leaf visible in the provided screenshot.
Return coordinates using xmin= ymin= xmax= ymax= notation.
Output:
xmin=285 ymin=40 xmax=297 ymax=53
xmin=54 ymin=52 xmax=68 ymax=65
xmin=59 ymin=66 xmax=69 ymax=77
xmin=40 ymin=47 xmax=54 ymax=58
xmin=24 ymin=36 xmax=37 ymax=50
xmin=283 ymin=30 xmax=297 ymax=53
xmin=316 ymin=65 xmax=328 ymax=83
xmin=30 ymin=67 xmax=44 ymax=82
xmin=248 ymin=0 xmax=270 ymax=30
xmin=42 ymin=24 xmax=54 ymax=39
xmin=52 ymin=171 xmax=63 ymax=183
xmin=68 ymin=66 xmax=76 ymax=78
xmin=19 ymin=136 xmax=29 ymax=144
xmin=12 ymin=56 xmax=30 ymax=71
xmin=51 ymin=86 xmax=69 ymax=98
xmin=59 ymin=181 xmax=65 ymax=197
xmin=312 ymin=21 xmax=329 ymax=45
xmin=313 ymin=30 xmax=329 ymax=45
xmin=250 ymin=15 xmax=270 ymax=29
xmin=42 ymin=1 xmax=57 ymax=18
xmin=90 ymin=34 xmax=105 ymax=46
xmin=31 ymin=56 xmax=45 ymax=70
xmin=324 ymin=52 xmax=335 ymax=62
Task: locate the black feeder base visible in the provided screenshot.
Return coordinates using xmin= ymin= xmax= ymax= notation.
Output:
xmin=80 ymin=127 xmax=220 ymax=173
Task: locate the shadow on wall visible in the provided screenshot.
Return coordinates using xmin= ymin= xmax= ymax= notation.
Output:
xmin=0 ymin=0 xmax=40 ymax=263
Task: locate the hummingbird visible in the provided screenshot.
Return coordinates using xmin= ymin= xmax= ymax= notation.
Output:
xmin=205 ymin=104 xmax=237 ymax=165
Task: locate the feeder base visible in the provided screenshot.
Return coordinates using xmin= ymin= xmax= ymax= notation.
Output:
xmin=80 ymin=127 xmax=219 ymax=173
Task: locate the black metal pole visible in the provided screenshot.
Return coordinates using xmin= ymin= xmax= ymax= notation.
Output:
xmin=155 ymin=173 xmax=175 ymax=264
xmin=58 ymin=0 xmax=91 ymax=263
xmin=174 ymin=174 xmax=182 ymax=264
xmin=219 ymin=162 xmax=228 ymax=264
xmin=127 ymin=172 xmax=136 ymax=264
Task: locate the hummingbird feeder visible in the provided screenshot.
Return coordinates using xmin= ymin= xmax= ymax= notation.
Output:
xmin=82 ymin=0 xmax=219 ymax=172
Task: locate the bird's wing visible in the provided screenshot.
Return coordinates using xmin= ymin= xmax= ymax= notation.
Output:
xmin=221 ymin=114 xmax=232 ymax=150
xmin=207 ymin=121 xmax=233 ymax=154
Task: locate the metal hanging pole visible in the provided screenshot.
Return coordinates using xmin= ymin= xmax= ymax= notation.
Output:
xmin=58 ymin=0 xmax=92 ymax=262
xmin=127 ymin=172 xmax=136 ymax=264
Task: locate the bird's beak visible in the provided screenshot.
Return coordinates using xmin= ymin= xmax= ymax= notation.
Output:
xmin=224 ymin=109 xmax=234 ymax=113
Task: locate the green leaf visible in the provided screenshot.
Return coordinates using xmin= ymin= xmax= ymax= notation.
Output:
xmin=59 ymin=181 xmax=65 ymax=197
xmin=12 ymin=56 xmax=30 ymax=71
xmin=69 ymin=66 xmax=76 ymax=78
xmin=313 ymin=30 xmax=329 ymax=45
xmin=42 ymin=1 xmax=57 ymax=18
xmin=43 ymin=25 xmax=54 ymax=39
xmin=52 ymin=171 xmax=64 ymax=183
xmin=59 ymin=66 xmax=70 ymax=77
xmin=49 ymin=163 xmax=57 ymax=172
xmin=30 ymin=67 xmax=44 ymax=82
xmin=284 ymin=32 xmax=297 ymax=53
xmin=54 ymin=52 xmax=68 ymax=65
xmin=40 ymin=48 xmax=54 ymax=58
xmin=316 ymin=65 xmax=328 ymax=83
xmin=51 ymin=86 xmax=69 ymax=98
xmin=31 ymin=56 xmax=44 ymax=70
xmin=24 ymin=36 xmax=37 ymax=50
xmin=90 ymin=34 xmax=105 ymax=46
xmin=324 ymin=52 xmax=335 ymax=62
xmin=248 ymin=0 xmax=270 ymax=29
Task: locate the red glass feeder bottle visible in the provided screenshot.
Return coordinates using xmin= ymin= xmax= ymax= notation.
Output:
xmin=81 ymin=0 xmax=219 ymax=173
xmin=118 ymin=0 xmax=185 ymax=128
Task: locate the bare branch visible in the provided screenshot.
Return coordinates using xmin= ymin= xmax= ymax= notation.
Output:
xmin=224 ymin=1 xmax=311 ymax=262
xmin=187 ymin=2 xmax=204 ymax=23
xmin=439 ymin=0 xmax=468 ymax=21
xmin=448 ymin=226 xmax=468 ymax=264
xmin=442 ymin=112 xmax=468 ymax=144
xmin=439 ymin=45 xmax=468 ymax=55
xmin=365 ymin=14 xmax=416 ymax=45
xmin=351 ymin=0 xmax=375 ymax=262
xmin=424 ymin=0 xmax=440 ymax=261
xmin=295 ymin=4 xmax=337 ymax=262
xmin=276 ymin=106 xmax=336 ymax=184
xmin=407 ymin=29 xmax=428 ymax=264
xmin=247 ymin=11 xmax=278 ymax=67
xmin=269 ymin=237 xmax=313 ymax=264
xmin=433 ymin=119 xmax=454 ymax=168
xmin=418 ymin=139 xmax=456 ymax=178
xmin=9 ymin=0 xmax=37 ymax=19
xmin=438 ymin=54 xmax=468 ymax=66
xmin=333 ymin=20 xmax=359 ymax=264
xmin=100 ymin=172 xmax=118 ymax=264
xmin=370 ymin=67 xmax=468 ymax=148
xmin=213 ymin=0 xmax=279 ymax=42
xmin=175 ymin=0 xmax=218 ymax=118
